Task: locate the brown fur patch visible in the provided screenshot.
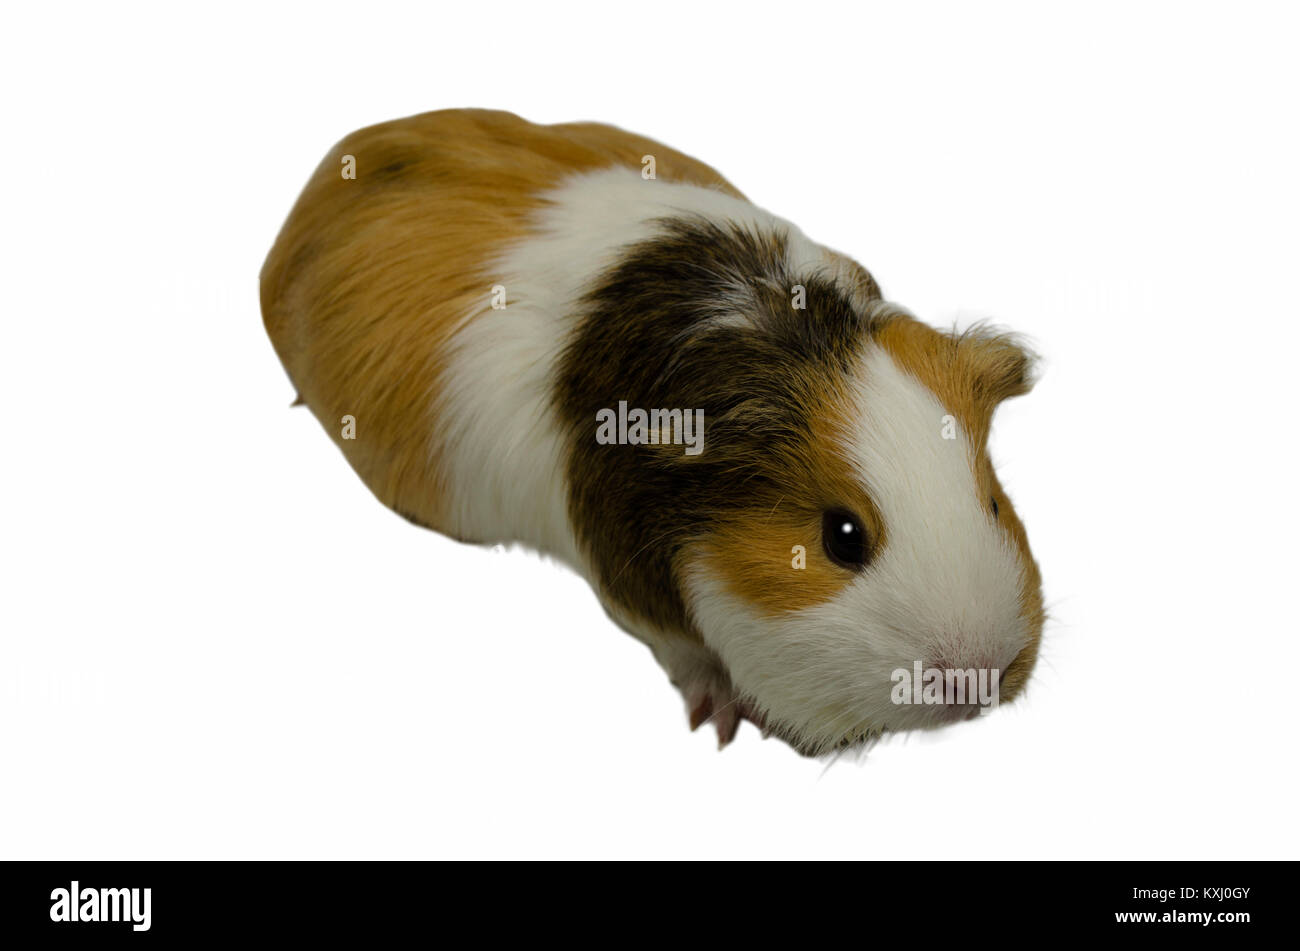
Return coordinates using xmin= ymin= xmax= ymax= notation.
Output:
xmin=557 ymin=215 xmax=886 ymax=644
xmin=697 ymin=377 xmax=889 ymax=616
xmin=260 ymin=109 xmax=742 ymax=530
xmin=872 ymin=318 xmax=1035 ymax=447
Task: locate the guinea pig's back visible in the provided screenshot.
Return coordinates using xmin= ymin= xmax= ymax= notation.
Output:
xmin=259 ymin=109 xmax=741 ymax=541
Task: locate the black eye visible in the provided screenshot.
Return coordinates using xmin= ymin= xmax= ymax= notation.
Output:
xmin=822 ymin=509 xmax=869 ymax=569
xmin=991 ymin=497 xmax=1000 ymax=519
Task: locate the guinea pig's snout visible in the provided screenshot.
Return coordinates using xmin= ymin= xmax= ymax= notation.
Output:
xmin=919 ymin=647 xmax=1018 ymax=720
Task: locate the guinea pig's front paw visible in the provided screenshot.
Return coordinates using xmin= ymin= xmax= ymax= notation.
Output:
xmin=682 ymin=676 xmax=767 ymax=750
xmin=650 ymin=637 xmax=768 ymax=749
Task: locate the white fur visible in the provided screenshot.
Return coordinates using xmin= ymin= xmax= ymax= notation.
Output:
xmin=434 ymin=167 xmax=860 ymax=575
xmin=684 ymin=344 xmax=1030 ymax=752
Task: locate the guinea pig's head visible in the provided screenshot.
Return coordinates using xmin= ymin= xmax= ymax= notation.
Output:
xmin=674 ymin=307 xmax=1045 ymax=755
xmin=563 ymin=222 xmax=1044 ymax=756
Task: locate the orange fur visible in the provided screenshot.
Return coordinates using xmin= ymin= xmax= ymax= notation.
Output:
xmin=260 ymin=108 xmax=742 ymax=529
xmin=695 ymin=382 xmax=889 ymax=616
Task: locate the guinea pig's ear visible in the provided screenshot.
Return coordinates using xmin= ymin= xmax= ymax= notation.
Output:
xmin=960 ymin=328 xmax=1040 ymax=405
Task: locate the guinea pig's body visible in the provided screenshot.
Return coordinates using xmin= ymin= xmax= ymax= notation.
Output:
xmin=261 ymin=109 xmax=1044 ymax=755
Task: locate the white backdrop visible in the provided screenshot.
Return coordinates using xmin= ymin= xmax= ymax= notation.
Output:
xmin=2 ymin=1 xmax=1297 ymax=859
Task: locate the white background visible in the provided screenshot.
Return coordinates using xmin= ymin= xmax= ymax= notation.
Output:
xmin=2 ymin=1 xmax=1297 ymax=859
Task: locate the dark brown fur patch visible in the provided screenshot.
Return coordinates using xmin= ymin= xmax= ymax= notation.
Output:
xmin=556 ymin=218 xmax=885 ymax=641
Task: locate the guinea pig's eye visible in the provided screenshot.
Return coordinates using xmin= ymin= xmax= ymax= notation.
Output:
xmin=991 ymin=497 xmax=1000 ymax=519
xmin=822 ymin=509 xmax=869 ymax=570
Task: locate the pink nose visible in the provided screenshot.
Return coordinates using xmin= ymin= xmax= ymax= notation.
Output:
xmin=921 ymin=655 xmax=1008 ymax=709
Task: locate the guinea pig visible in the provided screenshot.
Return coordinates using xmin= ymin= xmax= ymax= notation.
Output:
xmin=260 ymin=108 xmax=1045 ymax=756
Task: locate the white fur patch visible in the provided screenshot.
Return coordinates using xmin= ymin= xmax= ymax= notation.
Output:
xmin=684 ymin=344 xmax=1030 ymax=752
